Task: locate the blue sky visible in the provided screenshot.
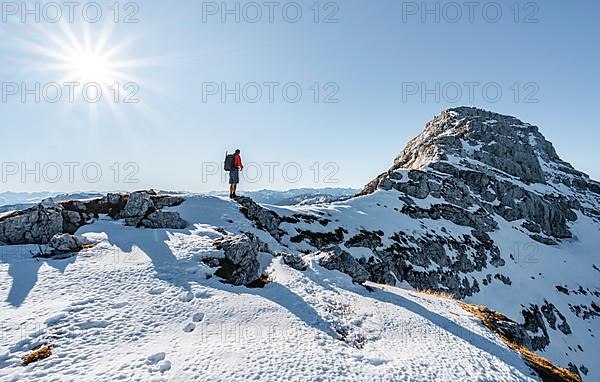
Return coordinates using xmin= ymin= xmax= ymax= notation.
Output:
xmin=1 ymin=0 xmax=599 ymax=192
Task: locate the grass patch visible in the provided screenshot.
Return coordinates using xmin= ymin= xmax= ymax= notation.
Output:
xmin=460 ymin=303 xmax=581 ymax=382
xmin=0 ymin=210 xmax=23 ymax=222
xmin=416 ymin=289 xmax=456 ymax=300
xmin=21 ymin=345 xmax=52 ymax=366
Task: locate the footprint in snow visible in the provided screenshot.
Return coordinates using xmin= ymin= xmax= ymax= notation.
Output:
xmin=159 ymin=360 xmax=172 ymax=373
xmin=194 ymin=290 xmax=212 ymax=299
xmin=45 ymin=313 xmax=68 ymax=327
xmin=148 ymin=287 xmax=165 ymax=295
xmin=146 ymin=352 xmax=166 ymax=365
xmin=183 ymin=323 xmax=196 ymax=333
xmin=192 ymin=313 xmax=205 ymax=322
xmin=179 ymin=292 xmax=194 ymax=303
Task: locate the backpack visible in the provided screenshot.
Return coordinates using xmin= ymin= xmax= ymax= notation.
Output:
xmin=224 ymin=152 xmax=235 ymax=171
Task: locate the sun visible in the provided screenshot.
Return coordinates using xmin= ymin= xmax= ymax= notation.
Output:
xmin=10 ymin=21 xmax=158 ymax=122
xmin=16 ymin=22 xmax=147 ymax=90
xmin=68 ymin=53 xmax=111 ymax=83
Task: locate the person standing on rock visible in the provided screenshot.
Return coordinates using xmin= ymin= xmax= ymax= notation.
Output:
xmin=225 ymin=149 xmax=244 ymax=199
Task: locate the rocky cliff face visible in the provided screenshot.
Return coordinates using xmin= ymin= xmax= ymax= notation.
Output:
xmin=255 ymin=107 xmax=599 ymax=380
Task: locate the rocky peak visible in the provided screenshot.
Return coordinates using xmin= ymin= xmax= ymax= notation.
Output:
xmin=360 ymin=107 xmax=600 ymax=242
xmin=392 ymin=107 xmax=574 ymax=185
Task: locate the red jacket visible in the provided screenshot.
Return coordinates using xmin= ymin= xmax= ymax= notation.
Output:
xmin=234 ymin=154 xmax=243 ymax=170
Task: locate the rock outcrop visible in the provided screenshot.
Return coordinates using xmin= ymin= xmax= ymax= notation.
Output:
xmin=119 ymin=191 xmax=188 ymax=229
xmin=120 ymin=191 xmax=156 ymax=226
xmin=315 ymin=246 xmax=370 ymax=284
xmin=0 ymin=199 xmax=69 ymax=245
xmin=213 ymin=233 xmax=269 ymax=286
xmin=0 ymin=191 xmax=188 ymax=246
xmin=140 ymin=211 xmax=188 ymax=229
xmin=49 ymin=233 xmax=91 ymax=253
xmin=280 ymin=252 xmax=308 ymax=271
xmin=236 ymin=196 xmax=285 ymax=239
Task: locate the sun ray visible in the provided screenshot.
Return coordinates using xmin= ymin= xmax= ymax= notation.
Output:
xmin=6 ymin=14 xmax=164 ymax=134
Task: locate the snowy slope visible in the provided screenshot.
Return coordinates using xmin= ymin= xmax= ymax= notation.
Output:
xmin=272 ymin=190 xmax=598 ymax=380
xmin=1 ymin=196 xmax=543 ymax=382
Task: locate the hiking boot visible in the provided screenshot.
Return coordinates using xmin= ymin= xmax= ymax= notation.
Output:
xmin=229 ymin=193 xmax=234 ymax=199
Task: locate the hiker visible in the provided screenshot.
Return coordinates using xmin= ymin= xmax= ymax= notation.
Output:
xmin=224 ymin=149 xmax=244 ymax=198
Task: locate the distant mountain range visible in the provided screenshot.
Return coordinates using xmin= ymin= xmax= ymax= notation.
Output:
xmin=0 ymin=188 xmax=358 ymax=212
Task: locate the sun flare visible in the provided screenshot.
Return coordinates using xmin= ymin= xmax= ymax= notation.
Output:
xmin=68 ymin=53 xmax=111 ymax=83
xmin=17 ymin=22 xmax=148 ymax=93
xmin=11 ymin=21 xmax=158 ymax=122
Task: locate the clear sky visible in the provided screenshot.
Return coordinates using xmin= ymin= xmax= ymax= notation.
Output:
xmin=1 ymin=0 xmax=599 ymax=192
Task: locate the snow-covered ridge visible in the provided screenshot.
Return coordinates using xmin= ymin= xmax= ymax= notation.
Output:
xmin=0 ymin=195 xmax=564 ymax=381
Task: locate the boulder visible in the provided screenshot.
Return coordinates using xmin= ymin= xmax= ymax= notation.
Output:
xmin=0 ymin=191 xmax=189 ymax=247
xmin=0 ymin=200 xmax=64 ymax=245
xmin=120 ymin=191 xmax=156 ymax=226
xmin=105 ymin=193 xmax=122 ymax=205
xmin=280 ymin=252 xmax=308 ymax=271
xmin=62 ymin=209 xmax=93 ymax=234
xmin=49 ymin=233 xmax=90 ymax=253
xmin=140 ymin=211 xmax=188 ymax=229
xmin=152 ymin=195 xmax=185 ymax=209
xmin=214 ymin=233 xmax=268 ymax=286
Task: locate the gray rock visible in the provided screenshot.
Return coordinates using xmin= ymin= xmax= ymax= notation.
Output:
xmin=141 ymin=211 xmax=188 ymax=229
xmin=105 ymin=193 xmax=123 ymax=205
xmin=120 ymin=191 xmax=156 ymax=226
xmin=152 ymin=195 xmax=185 ymax=209
xmin=345 ymin=229 xmax=384 ymax=249
xmin=214 ymin=233 xmax=267 ymax=286
xmin=0 ymin=201 xmax=64 ymax=245
xmin=290 ymin=227 xmax=347 ymax=249
xmin=316 ymin=246 xmax=370 ymax=284
xmin=280 ymin=252 xmax=307 ymax=271
xmin=62 ymin=209 xmax=94 ymax=234
xmin=49 ymin=233 xmax=90 ymax=253
xmin=236 ymin=196 xmax=284 ymax=239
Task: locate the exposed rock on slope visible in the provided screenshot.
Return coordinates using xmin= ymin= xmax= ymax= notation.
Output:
xmin=0 ymin=199 xmax=87 ymax=245
xmin=235 ymin=196 xmax=285 ymax=239
xmin=0 ymin=191 xmax=187 ymax=245
xmin=213 ymin=233 xmax=270 ymax=286
xmin=49 ymin=233 xmax=91 ymax=253
xmin=313 ymin=246 xmax=370 ymax=284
